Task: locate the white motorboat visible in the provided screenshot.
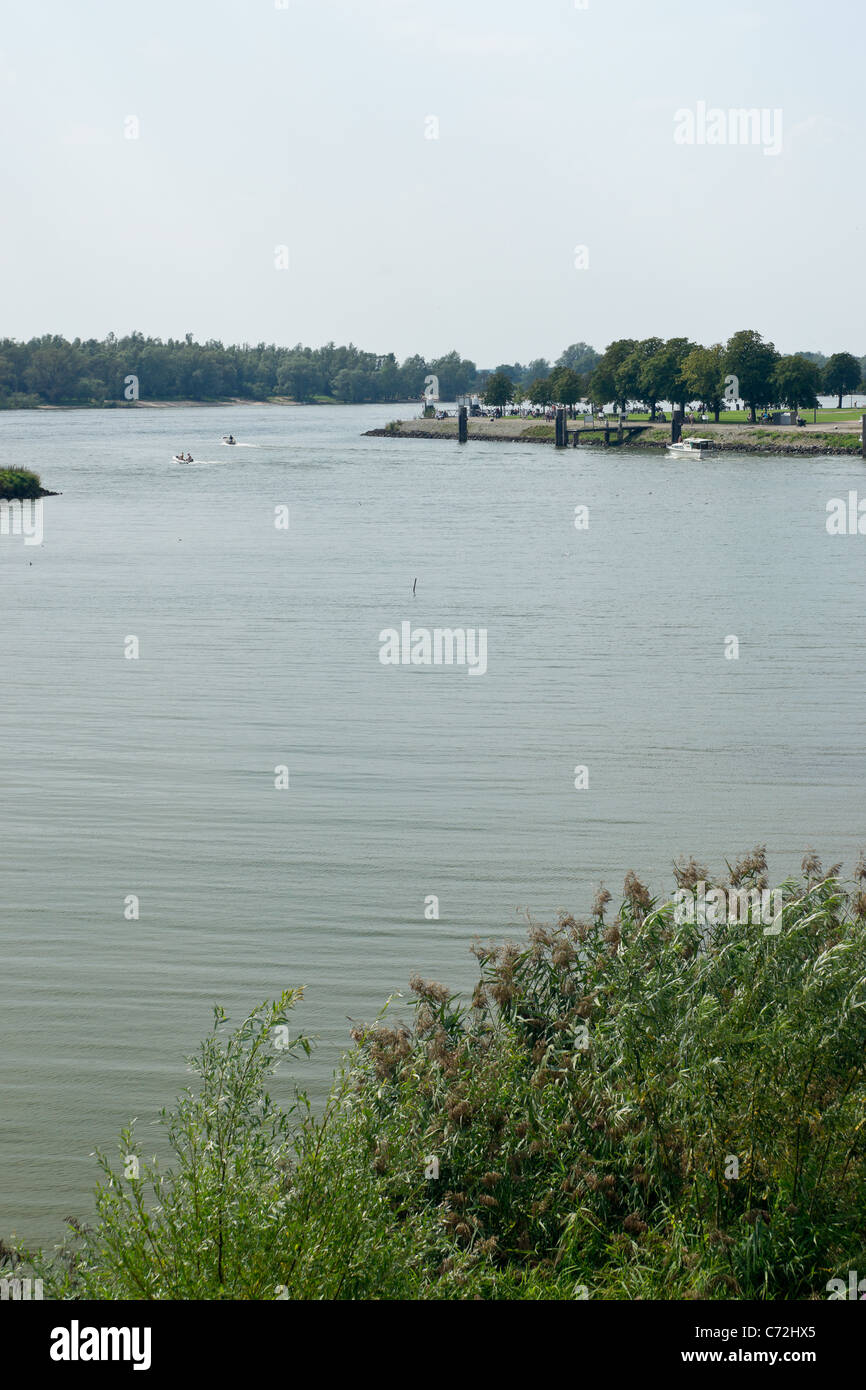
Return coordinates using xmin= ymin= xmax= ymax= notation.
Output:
xmin=666 ymin=436 xmax=714 ymax=458
xmin=173 ymin=454 xmax=193 ymax=464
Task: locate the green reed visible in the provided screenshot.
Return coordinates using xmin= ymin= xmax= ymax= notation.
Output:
xmin=12 ymin=848 xmax=866 ymax=1300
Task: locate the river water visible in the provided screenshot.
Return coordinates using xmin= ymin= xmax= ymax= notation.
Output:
xmin=1 ymin=403 xmax=863 ymax=1246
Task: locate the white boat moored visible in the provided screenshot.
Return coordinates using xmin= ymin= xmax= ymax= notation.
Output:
xmin=666 ymin=436 xmax=714 ymax=458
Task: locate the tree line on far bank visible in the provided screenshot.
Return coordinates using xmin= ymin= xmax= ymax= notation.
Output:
xmin=0 ymin=331 xmax=862 ymax=416
xmin=0 ymin=334 xmax=481 ymax=408
xmin=485 ymin=335 xmax=866 ymax=423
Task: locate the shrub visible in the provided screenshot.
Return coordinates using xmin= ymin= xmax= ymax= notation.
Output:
xmin=17 ymin=850 xmax=866 ymax=1300
xmin=0 ymin=469 xmax=42 ymax=499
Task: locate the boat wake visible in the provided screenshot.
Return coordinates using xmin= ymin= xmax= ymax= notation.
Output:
xmin=170 ymin=464 xmax=225 ymax=475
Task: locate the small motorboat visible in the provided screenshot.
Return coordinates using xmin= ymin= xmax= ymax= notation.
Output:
xmin=221 ymin=435 xmax=237 ymax=445
xmin=666 ymin=436 xmax=714 ymax=458
xmin=174 ymin=454 xmax=193 ymax=464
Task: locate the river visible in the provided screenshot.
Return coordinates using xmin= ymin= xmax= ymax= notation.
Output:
xmin=1 ymin=402 xmax=863 ymax=1246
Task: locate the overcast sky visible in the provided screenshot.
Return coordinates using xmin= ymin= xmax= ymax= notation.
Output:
xmin=0 ymin=0 xmax=861 ymax=364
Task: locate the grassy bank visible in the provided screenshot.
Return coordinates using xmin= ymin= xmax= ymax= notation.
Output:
xmin=0 ymin=469 xmax=44 ymax=499
xmin=10 ymin=848 xmax=866 ymax=1301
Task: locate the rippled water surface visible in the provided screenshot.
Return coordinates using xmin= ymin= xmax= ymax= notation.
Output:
xmin=1 ymin=403 xmax=863 ymax=1244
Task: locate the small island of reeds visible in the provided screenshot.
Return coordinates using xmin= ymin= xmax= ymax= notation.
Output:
xmin=0 ymin=469 xmax=54 ymax=499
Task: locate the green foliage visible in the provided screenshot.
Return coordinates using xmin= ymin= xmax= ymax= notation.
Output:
xmin=621 ymin=337 xmax=663 ymax=414
xmin=681 ymin=343 xmax=727 ymax=420
xmin=15 ymin=851 xmax=866 ymax=1301
xmin=526 ymin=376 xmax=554 ymax=406
xmin=548 ymin=367 xmax=583 ymax=408
xmin=822 ymin=352 xmax=861 ymax=408
xmin=1 ymin=332 xmax=861 ymax=413
xmin=589 ymin=339 xmax=637 ymax=411
xmin=483 ymin=371 xmax=513 ymax=410
xmin=0 ymin=334 xmax=477 ymax=409
xmin=774 ymin=354 xmax=821 ymax=411
xmin=556 ymin=342 xmax=601 ymax=377
xmin=725 ymin=329 xmax=781 ymax=421
xmin=0 ymin=469 xmax=42 ymax=498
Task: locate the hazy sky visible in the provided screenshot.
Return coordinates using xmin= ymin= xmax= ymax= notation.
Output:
xmin=0 ymin=0 xmax=862 ymax=364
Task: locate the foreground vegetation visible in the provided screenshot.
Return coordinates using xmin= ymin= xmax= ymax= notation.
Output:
xmin=9 ymin=849 xmax=866 ymax=1300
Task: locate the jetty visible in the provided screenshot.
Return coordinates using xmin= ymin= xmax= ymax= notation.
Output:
xmin=366 ymin=414 xmax=865 ymax=457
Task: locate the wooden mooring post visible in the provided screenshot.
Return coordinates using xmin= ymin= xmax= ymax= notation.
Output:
xmin=862 ymin=414 xmax=866 ymax=460
xmin=555 ymin=407 xmax=567 ymax=447
xmin=458 ymin=406 xmax=468 ymax=443
xmin=671 ymin=411 xmax=684 ymax=444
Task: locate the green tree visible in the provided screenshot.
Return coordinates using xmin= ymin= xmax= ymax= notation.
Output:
xmin=483 ymin=371 xmax=513 ymax=411
xmin=0 ymin=354 xmax=19 ymax=397
xmin=773 ymin=355 xmax=821 ymax=413
xmin=796 ymin=350 xmax=828 ymax=370
xmin=331 ymin=368 xmax=371 ymax=403
xmin=589 ymin=339 xmax=637 ymax=412
xmin=725 ymin=330 xmax=780 ymax=423
xmin=276 ymin=355 xmax=322 ymax=402
xmin=23 ymin=337 xmax=81 ymax=404
xmin=493 ymin=362 xmax=525 ymax=386
xmin=822 ymin=352 xmax=861 ymax=408
xmin=549 ymin=367 xmax=583 ymax=413
xmin=555 ymin=342 xmax=600 ymax=376
xmin=680 ymin=343 xmax=727 ymax=422
xmin=633 ymin=338 xmax=690 ymax=418
xmin=527 ymin=376 xmax=553 ymax=407
xmin=429 ymin=350 xmax=477 ymax=400
xmin=616 ymin=337 xmax=663 ymax=417
xmin=524 ymin=358 xmax=550 ymax=381
xmin=398 ymin=354 xmax=428 ymax=400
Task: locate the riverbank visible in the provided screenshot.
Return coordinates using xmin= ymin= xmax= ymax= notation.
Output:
xmin=0 ymin=396 xmax=420 ymax=412
xmin=367 ymin=417 xmax=865 ymax=456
